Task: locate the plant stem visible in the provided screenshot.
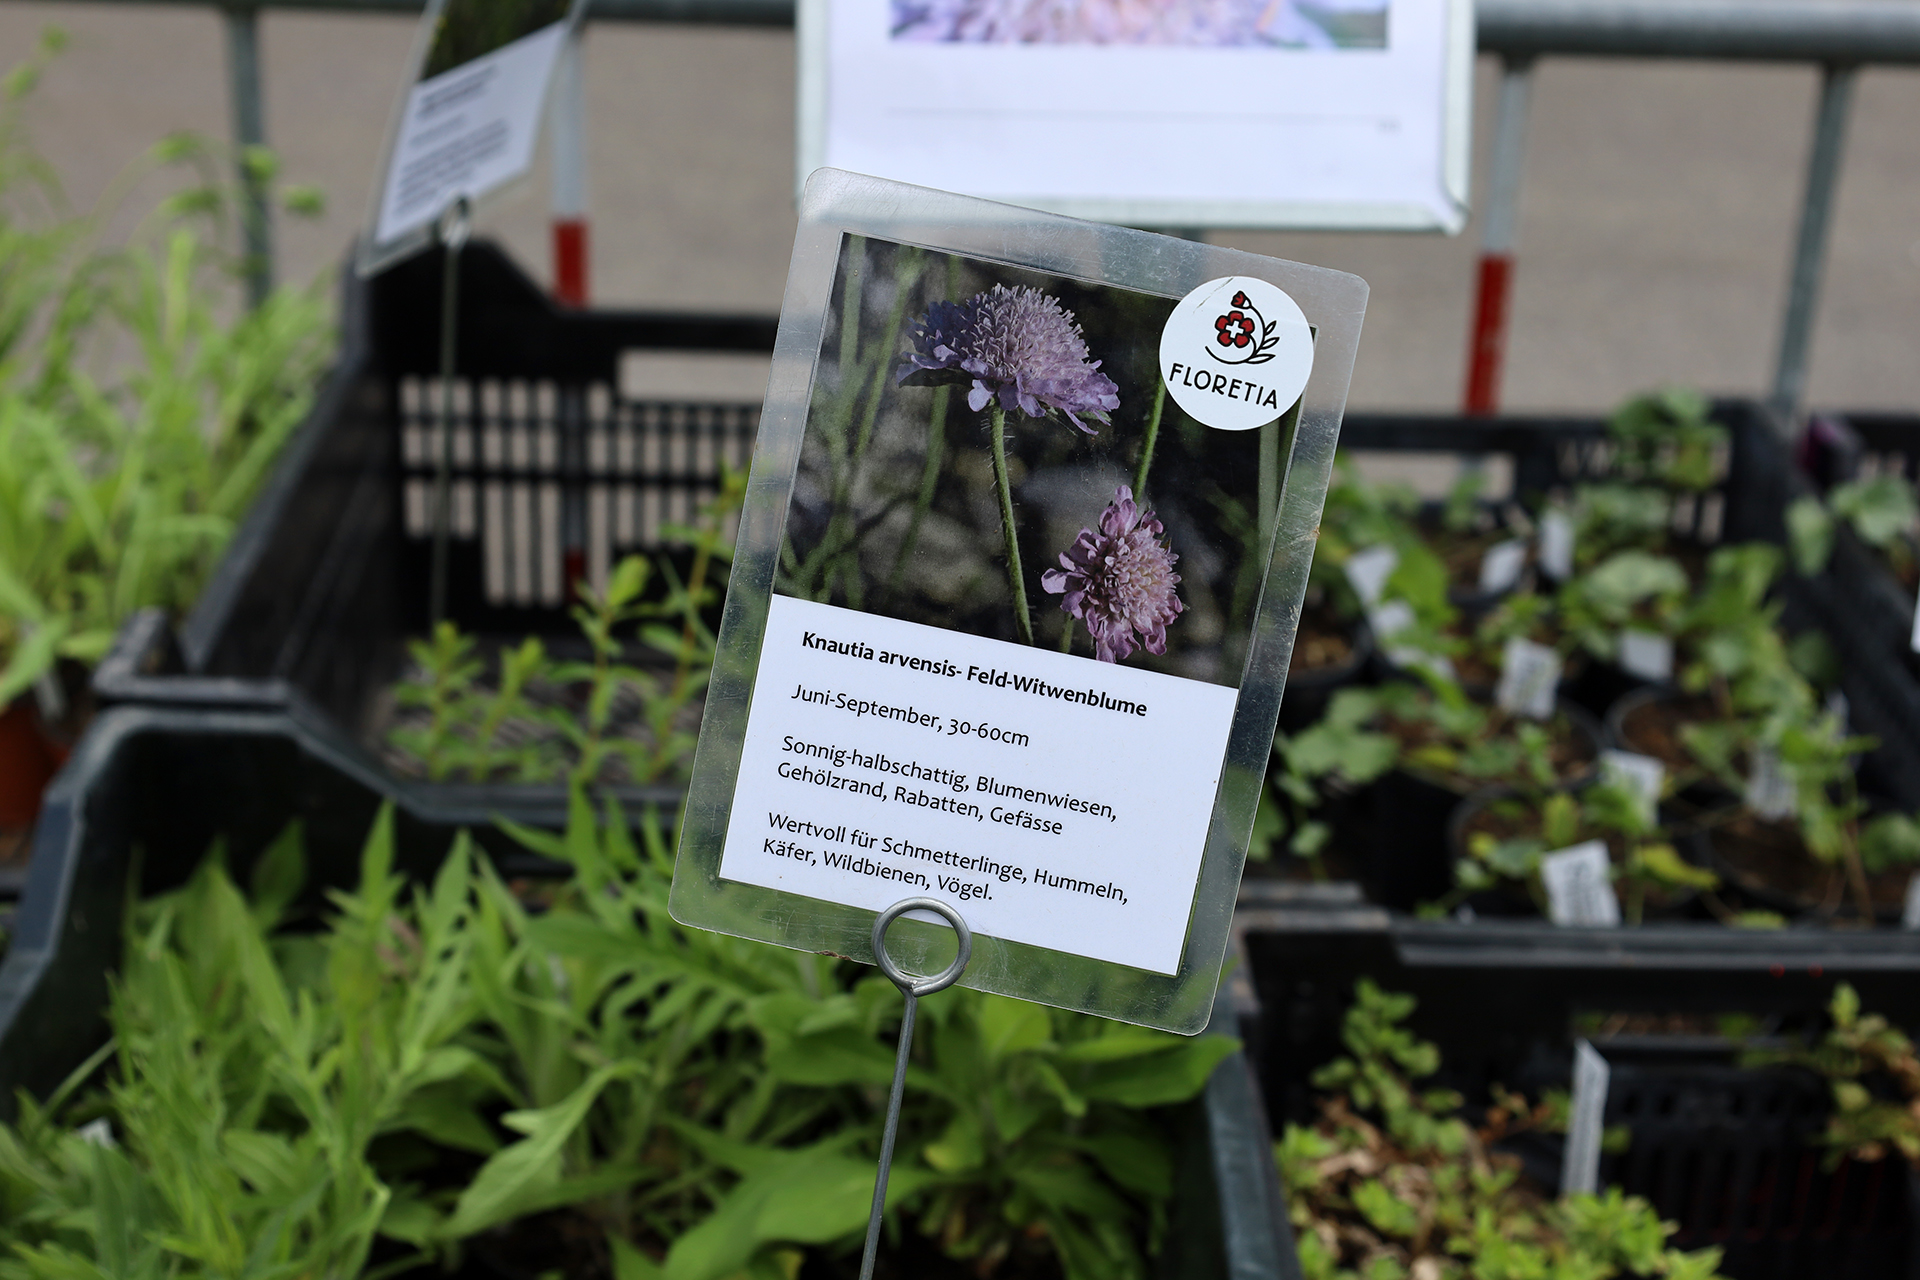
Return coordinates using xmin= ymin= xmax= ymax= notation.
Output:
xmin=1842 ymin=827 xmax=1875 ymax=923
xmin=887 ymin=383 xmax=949 ymax=597
xmin=989 ymin=407 xmax=1033 ymax=646
xmin=1132 ymin=377 xmax=1166 ymax=500
xmin=1058 ymin=619 xmax=1073 ymax=653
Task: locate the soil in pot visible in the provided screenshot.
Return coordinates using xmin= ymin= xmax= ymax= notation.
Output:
xmin=1608 ymin=689 xmax=1729 ymax=794
xmin=1279 ymin=596 xmax=1371 ymax=735
xmin=1424 ymin=524 xmax=1534 ymax=614
xmin=1707 ymin=813 xmax=1911 ymax=922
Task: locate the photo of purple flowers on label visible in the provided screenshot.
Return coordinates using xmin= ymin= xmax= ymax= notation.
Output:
xmin=890 ymin=0 xmax=1390 ymax=48
xmin=779 ymin=235 xmax=1279 ymax=687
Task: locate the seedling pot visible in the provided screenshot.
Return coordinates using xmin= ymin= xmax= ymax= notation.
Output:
xmin=1444 ymin=785 xmax=1714 ymax=921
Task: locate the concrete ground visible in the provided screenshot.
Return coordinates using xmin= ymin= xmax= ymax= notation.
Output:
xmin=2 ymin=1 xmax=1916 ymax=414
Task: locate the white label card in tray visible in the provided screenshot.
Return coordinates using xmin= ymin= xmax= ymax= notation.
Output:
xmin=1745 ymin=746 xmax=1798 ymax=821
xmin=1345 ymin=545 xmax=1398 ymax=608
xmin=1903 ymin=874 xmax=1920 ymax=931
xmin=1539 ymin=509 xmax=1575 ymax=582
xmin=1479 ymin=539 xmax=1529 ymax=594
xmin=1617 ymin=629 xmax=1674 ymax=683
xmin=718 ymin=595 xmax=1237 ymax=976
xmin=1496 ymin=637 xmax=1560 ymax=720
xmin=1561 ymin=1040 xmax=1611 ymax=1198
xmin=1909 ymin=591 xmax=1920 ymax=655
xmin=1540 ymin=840 xmax=1621 ymax=927
xmin=1599 ymin=750 xmax=1665 ymax=826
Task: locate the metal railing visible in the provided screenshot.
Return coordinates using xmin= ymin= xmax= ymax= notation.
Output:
xmin=12 ymin=0 xmax=1920 ymax=418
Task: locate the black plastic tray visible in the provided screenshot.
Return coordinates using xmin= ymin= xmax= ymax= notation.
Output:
xmin=1235 ymin=884 xmax=1920 ymax=1278
xmin=1795 ymin=412 xmax=1920 ymax=807
xmin=0 ymin=705 xmax=1295 ymax=1280
xmin=91 ymin=242 xmax=777 ymax=826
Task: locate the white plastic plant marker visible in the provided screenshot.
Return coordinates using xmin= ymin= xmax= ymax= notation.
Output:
xmin=1540 ymin=840 xmax=1621 ymax=927
xmin=1478 ymin=538 xmax=1529 ymax=594
xmin=1538 ymin=509 xmax=1574 ymax=582
xmin=669 ymin=170 xmax=1367 ymax=1035
xmin=1909 ymin=592 xmax=1920 ymax=654
xmin=1560 ymin=1040 xmax=1611 ymax=1198
xmin=1344 ymin=545 xmax=1398 ymax=607
xmin=1495 ymin=636 xmax=1560 ymax=720
xmin=1599 ymin=750 xmax=1665 ymax=826
xmin=361 ymin=0 xmax=588 ymax=275
xmin=1617 ymin=629 xmax=1674 ymax=683
xmin=1903 ymin=874 xmax=1920 ymax=931
xmin=1745 ymin=747 xmax=1798 ymax=821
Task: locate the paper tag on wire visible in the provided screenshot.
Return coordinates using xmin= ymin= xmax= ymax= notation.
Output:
xmin=1539 ymin=509 xmax=1575 ymax=582
xmin=1745 ymin=747 xmax=1798 ymax=820
xmin=1599 ymin=750 xmax=1665 ymax=826
xmin=1496 ymin=637 xmax=1561 ymax=720
xmin=1617 ymin=629 xmax=1674 ymax=682
xmin=1541 ymin=840 xmax=1621 ymax=927
xmin=1346 ymin=545 xmax=1398 ymax=607
xmin=1479 ymin=539 xmax=1529 ymax=594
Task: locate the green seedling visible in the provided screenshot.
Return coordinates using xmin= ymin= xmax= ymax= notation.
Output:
xmin=1278 ymin=980 xmax=1726 ymax=1280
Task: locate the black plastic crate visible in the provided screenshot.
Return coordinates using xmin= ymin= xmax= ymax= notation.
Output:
xmin=1235 ymin=898 xmax=1920 ymax=1278
xmin=0 ymin=705 xmax=1294 ymax=1280
xmin=91 ymin=242 xmax=776 ymax=824
xmin=1795 ymin=412 xmax=1920 ymax=807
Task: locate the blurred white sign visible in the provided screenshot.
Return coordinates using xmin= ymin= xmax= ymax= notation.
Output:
xmin=364 ymin=0 xmax=586 ymax=273
xmin=799 ymin=0 xmax=1473 ymax=230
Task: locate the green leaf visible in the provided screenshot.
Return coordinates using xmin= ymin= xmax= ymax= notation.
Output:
xmin=1787 ymin=496 xmax=1835 ymax=576
xmin=1072 ymin=1038 xmax=1239 ymax=1107
xmin=612 ymin=1235 xmax=666 ymax=1280
xmin=441 ymin=1060 xmax=641 ymax=1236
xmin=663 ymin=1146 xmax=932 ymax=1280
xmin=1832 ymin=474 xmax=1919 ymax=549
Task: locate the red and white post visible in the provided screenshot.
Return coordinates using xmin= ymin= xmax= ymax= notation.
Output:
xmin=550 ymin=26 xmax=589 ymax=307
xmin=1463 ymin=56 xmax=1534 ymax=416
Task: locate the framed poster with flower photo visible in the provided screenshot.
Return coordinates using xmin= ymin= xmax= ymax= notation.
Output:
xmin=797 ymin=0 xmax=1474 ymax=231
xmin=670 ymin=169 xmax=1365 ymax=1033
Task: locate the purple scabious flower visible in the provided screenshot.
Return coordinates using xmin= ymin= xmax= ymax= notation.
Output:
xmin=1042 ymin=485 xmax=1184 ymax=662
xmin=897 ymin=284 xmax=1119 ymax=434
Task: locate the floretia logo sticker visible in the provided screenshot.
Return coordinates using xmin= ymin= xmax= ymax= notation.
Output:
xmin=1159 ymin=276 xmax=1314 ymax=431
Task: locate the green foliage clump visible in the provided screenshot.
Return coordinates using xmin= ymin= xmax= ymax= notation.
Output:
xmin=0 ymin=793 xmax=1231 ymax=1280
xmin=1449 ymin=784 xmax=1717 ymax=923
xmin=0 ymin=32 xmax=333 ymax=706
xmin=1277 ymin=981 xmax=1726 ymax=1280
xmin=390 ymin=469 xmax=743 ymax=786
xmin=1748 ymin=983 xmax=1920 ymax=1170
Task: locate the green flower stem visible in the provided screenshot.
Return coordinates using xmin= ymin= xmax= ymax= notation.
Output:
xmin=887 ymin=383 xmax=949 ymax=596
xmin=989 ymin=406 xmax=1034 ymax=646
xmin=1132 ymin=377 xmax=1167 ymax=500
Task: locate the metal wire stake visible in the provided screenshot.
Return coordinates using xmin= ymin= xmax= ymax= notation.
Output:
xmin=860 ymin=897 xmax=972 ymax=1280
xmin=429 ymin=196 xmax=473 ymax=628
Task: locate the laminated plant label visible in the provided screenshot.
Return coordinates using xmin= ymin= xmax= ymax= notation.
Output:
xmin=672 ymin=171 xmax=1367 ymax=1030
xmin=713 ymin=237 xmax=1294 ymax=976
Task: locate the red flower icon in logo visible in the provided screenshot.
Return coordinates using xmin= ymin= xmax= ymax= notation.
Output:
xmin=1214 ymin=311 xmax=1255 ymax=348
xmin=1207 ymin=287 xmax=1280 ymax=366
